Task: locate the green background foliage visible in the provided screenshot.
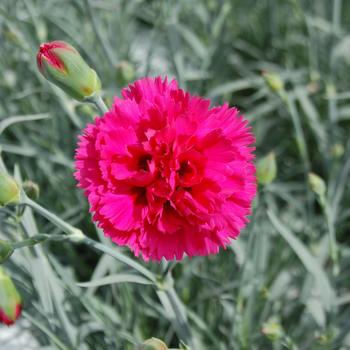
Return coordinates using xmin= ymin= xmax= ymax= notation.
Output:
xmin=0 ymin=0 xmax=350 ymax=349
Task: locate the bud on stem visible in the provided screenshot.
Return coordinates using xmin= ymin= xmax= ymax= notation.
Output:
xmin=0 ymin=240 xmax=14 ymax=264
xmin=261 ymin=318 xmax=283 ymax=341
xmin=37 ymin=41 xmax=101 ymax=101
xmin=262 ymin=71 xmax=284 ymax=94
xmin=23 ymin=180 xmax=40 ymax=200
xmin=0 ymin=172 xmax=20 ymax=207
xmin=257 ymin=152 xmax=277 ymax=185
xmin=0 ymin=267 xmax=22 ymax=326
xmin=308 ymin=172 xmax=326 ymax=201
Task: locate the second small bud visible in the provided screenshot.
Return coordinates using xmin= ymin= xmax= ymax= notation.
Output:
xmin=257 ymin=152 xmax=277 ymax=185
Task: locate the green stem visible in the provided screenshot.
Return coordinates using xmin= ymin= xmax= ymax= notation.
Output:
xmin=0 ymin=149 xmax=7 ymax=172
xmin=78 ymin=236 xmax=156 ymax=283
xmin=282 ymin=92 xmax=310 ymax=171
xmin=12 ymin=233 xmax=68 ymax=249
xmin=24 ymin=196 xmax=83 ymax=238
xmin=89 ymin=94 xmax=109 ymax=114
xmin=281 ymin=91 xmax=313 ymax=223
xmin=322 ymin=200 xmax=339 ymax=275
xmin=23 ymin=196 xmax=156 ymax=283
xmin=162 ymin=260 xmax=178 ymax=279
xmin=157 ymin=286 xmax=195 ymax=348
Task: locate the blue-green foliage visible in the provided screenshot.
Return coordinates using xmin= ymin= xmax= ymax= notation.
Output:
xmin=0 ymin=0 xmax=350 ymax=349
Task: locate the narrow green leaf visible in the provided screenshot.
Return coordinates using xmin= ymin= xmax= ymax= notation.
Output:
xmin=267 ymin=210 xmax=335 ymax=310
xmin=207 ymin=78 xmax=262 ymax=98
xmin=77 ymin=273 xmax=154 ymax=288
xmin=0 ymin=113 xmax=50 ymax=135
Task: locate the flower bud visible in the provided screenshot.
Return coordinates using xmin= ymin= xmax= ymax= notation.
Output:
xmin=330 ymin=143 xmax=344 ymax=159
xmin=116 ymin=61 xmax=135 ymax=86
xmin=141 ymin=338 xmax=168 ymax=350
xmin=316 ymin=330 xmax=333 ymax=346
xmin=262 ymin=71 xmax=284 ymax=93
xmin=261 ymin=319 xmax=283 ymax=341
xmin=23 ymin=180 xmax=40 ymax=200
xmin=37 ymin=41 xmax=101 ymax=101
xmin=257 ymin=152 xmax=277 ymax=185
xmin=0 ymin=267 xmax=22 ymax=326
xmin=0 ymin=172 xmax=20 ymax=207
xmin=0 ymin=240 xmax=14 ymax=264
xmin=308 ymin=172 xmax=326 ymax=198
xmin=4 ymin=70 xmax=17 ymax=89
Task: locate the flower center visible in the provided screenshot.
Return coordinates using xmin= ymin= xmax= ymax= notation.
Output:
xmin=138 ymin=154 xmax=152 ymax=171
xmin=178 ymin=160 xmax=191 ymax=177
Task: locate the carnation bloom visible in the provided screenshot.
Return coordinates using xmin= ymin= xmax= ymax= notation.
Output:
xmin=75 ymin=77 xmax=256 ymax=261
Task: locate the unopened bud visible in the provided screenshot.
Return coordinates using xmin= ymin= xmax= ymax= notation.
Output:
xmin=37 ymin=41 xmax=101 ymax=101
xmin=23 ymin=180 xmax=40 ymax=200
xmin=0 ymin=267 xmax=22 ymax=326
xmin=0 ymin=172 xmax=20 ymax=207
xmin=0 ymin=240 xmax=14 ymax=264
xmin=260 ymin=286 xmax=269 ymax=299
xmin=116 ymin=61 xmax=135 ymax=86
xmin=316 ymin=330 xmax=333 ymax=346
xmin=330 ymin=143 xmax=344 ymax=159
xmin=141 ymin=338 xmax=168 ymax=350
xmin=262 ymin=71 xmax=284 ymax=93
xmin=308 ymin=172 xmax=326 ymax=198
xmin=257 ymin=152 xmax=277 ymax=185
xmin=261 ymin=319 xmax=283 ymax=341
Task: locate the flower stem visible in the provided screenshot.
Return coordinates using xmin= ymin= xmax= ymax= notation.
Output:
xmin=23 ymin=196 xmax=84 ymax=239
xmin=12 ymin=234 xmax=68 ymax=249
xmin=320 ymin=200 xmax=339 ymax=275
xmin=88 ymin=94 xmax=109 ymax=114
xmin=23 ymin=196 xmax=156 ymax=282
xmin=162 ymin=260 xmax=178 ymax=279
xmin=78 ymin=236 xmax=156 ymax=283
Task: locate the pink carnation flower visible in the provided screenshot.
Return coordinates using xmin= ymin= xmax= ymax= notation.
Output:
xmin=75 ymin=77 xmax=256 ymax=261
